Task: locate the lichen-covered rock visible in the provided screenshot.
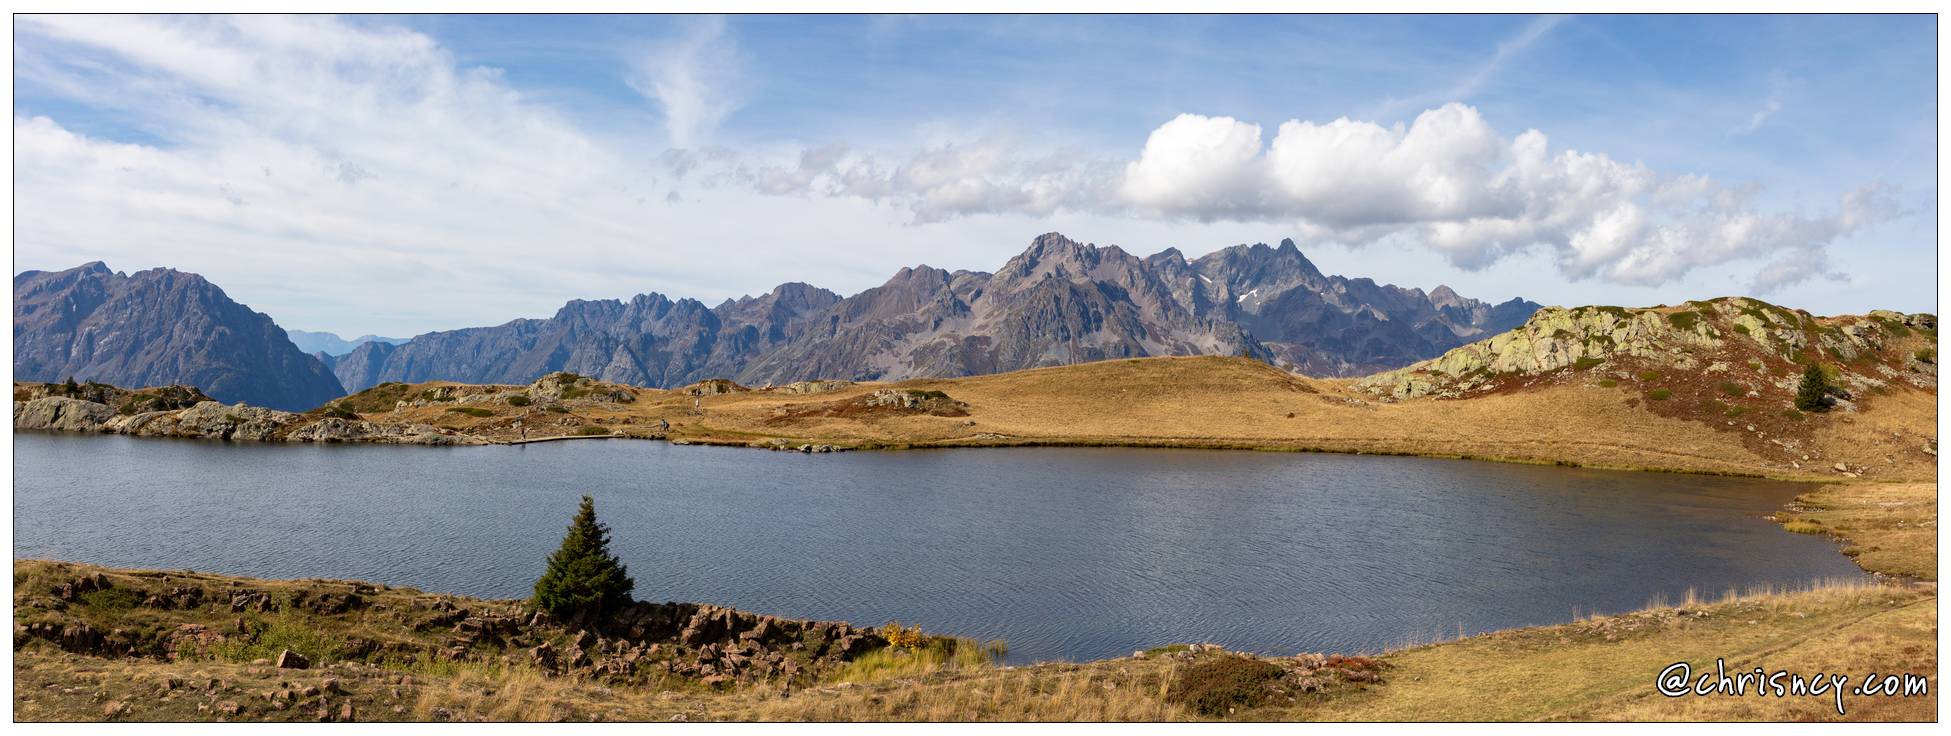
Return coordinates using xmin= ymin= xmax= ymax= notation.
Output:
xmin=14 ymin=397 xmax=114 ymax=433
xmin=1357 ymin=298 xmax=1935 ymax=400
xmin=773 ymin=380 xmax=853 ymax=395
xmin=285 ymin=417 xmax=484 ymax=446
xmin=681 ymin=379 xmax=748 ymax=396
xmin=166 ymin=401 xmax=298 ymax=441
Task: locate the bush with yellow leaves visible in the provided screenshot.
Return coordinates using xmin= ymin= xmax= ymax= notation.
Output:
xmin=881 ymin=620 xmax=926 ymax=650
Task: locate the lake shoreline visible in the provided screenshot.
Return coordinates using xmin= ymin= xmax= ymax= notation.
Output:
xmin=9 ymin=424 xmax=1882 ymax=485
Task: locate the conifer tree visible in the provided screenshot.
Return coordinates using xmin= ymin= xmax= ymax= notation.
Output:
xmin=1794 ymin=362 xmax=1832 ymax=412
xmin=532 ymin=495 xmax=634 ymax=623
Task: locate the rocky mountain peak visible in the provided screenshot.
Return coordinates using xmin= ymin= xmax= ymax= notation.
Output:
xmin=13 ymin=262 xmax=344 ymax=411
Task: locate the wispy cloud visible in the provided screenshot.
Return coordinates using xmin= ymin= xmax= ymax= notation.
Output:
xmin=626 ymin=15 xmax=741 ymax=148
xmin=1375 ymin=14 xmax=1568 ymax=118
xmin=1446 ymin=14 xmax=1568 ymax=102
xmin=1730 ymin=73 xmax=1788 ymax=136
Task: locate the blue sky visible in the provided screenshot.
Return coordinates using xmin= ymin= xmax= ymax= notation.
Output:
xmin=13 ymin=14 xmax=1937 ymax=337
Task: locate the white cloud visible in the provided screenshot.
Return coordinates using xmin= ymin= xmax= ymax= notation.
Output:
xmin=10 ymin=15 xmax=913 ymax=336
xmin=11 ymin=14 xmax=1908 ymax=339
xmin=626 ymin=15 xmax=742 ymax=148
xmin=696 ymin=102 xmax=1895 ymax=293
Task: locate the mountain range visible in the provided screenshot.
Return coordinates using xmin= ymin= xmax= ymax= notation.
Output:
xmin=286 ymin=330 xmax=408 ymax=357
xmin=14 ymin=234 xmax=1540 ymax=409
xmin=12 ymin=262 xmax=345 ymax=411
xmin=330 ymin=233 xmax=1537 ymax=392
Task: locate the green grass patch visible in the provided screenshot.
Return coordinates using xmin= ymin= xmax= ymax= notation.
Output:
xmin=1596 ymin=379 xmax=1618 ymax=388
xmin=1144 ymin=644 xmax=1193 ymax=656
xmin=1915 ymin=348 xmax=1935 ymax=364
xmin=1636 ymin=370 xmax=1661 ymax=382
xmin=1723 ymin=404 xmax=1749 ymax=418
xmin=202 ymin=613 xmax=347 ymax=665
xmin=506 ymin=395 xmax=531 ymax=407
xmin=575 ymin=425 xmax=611 ymax=436
xmin=444 ymin=406 xmax=495 ymax=418
xmin=832 ymin=638 xmax=998 ymax=685
xmin=1782 ymin=409 xmax=1805 ymax=421
xmin=77 ymin=587 xmax=141 ymax=613
xmin=1717 ymin=381 xmax=1746 ymax=397
xmin=1572 ymin=356 xmax=1605 ymax=371
xmin=559 ymin=386 xmax=593 ymax=400
xmin=1647 ymin=389 xmax=1672 ymax=401
xmin=1666 ymin=311 xmax=1701 ymax=330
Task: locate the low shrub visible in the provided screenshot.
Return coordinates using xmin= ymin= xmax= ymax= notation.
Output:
xmin=1596 ymin=378 xmax=1618 ymax=388
xmin=882 ymin=621 xmax=926 ymax=650
xmin=78 ymin=587 xmax=141 ymax=613
xmin=445 ymin=407 xmax=494 ymax=418
xmin=1717 ymin=381 xmax=1746 ymax=397
xmin=1636 ymin=370 xmax=1661 ymax=382
xmin=1782 ymin=520 xmax=1825 ymax=535
xmin=1647 ymin=389 xmax=1672 ymax=401
xmin=1572 ymin=356 xmax=1605 ymax=370
xmin=575 ymin=426 xmax=611 ymax=436
xmin=506 ymin=395 xmax=532 ymax=407
xmin=1666 ymin=311 xmax=1700 ymax=330
xmin=1166 ymin=654 xmax=1286 ymax=717
xmin=1915 ymin=349 xmax=1935 ymax=364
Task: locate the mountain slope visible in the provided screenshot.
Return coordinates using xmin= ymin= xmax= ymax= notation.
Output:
xmin=334 ymin=233 xmax=1535 ymax=392
xmin=286 ymin=330 xmax=407 ymax=357
xmin=13 ymin=263 xmax=345 ymax=411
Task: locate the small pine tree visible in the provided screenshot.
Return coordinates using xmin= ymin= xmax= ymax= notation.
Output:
xmin=532 ymin=495 xmax=634 ymax=624
xmin=61 ymin=376 xmax=78 ymax=396
xmin=1794 ymin=362 xmax=1832 ymax=412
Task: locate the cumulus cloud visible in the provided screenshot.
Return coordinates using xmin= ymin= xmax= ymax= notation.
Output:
xmin=694 ymin=102 xmax=1895 ymax=292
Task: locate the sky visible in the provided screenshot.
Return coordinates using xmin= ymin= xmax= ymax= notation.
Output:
xmin=12 ymin=14 xmax=1939 ymax=338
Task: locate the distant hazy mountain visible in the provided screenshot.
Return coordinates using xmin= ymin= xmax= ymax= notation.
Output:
xmin=13 ymin=262 xmax=345 ymax=411
xmin=286 ymin=330 xmax=407 ymax=357
xmin=333 ymin=233 xmax=1538 ymax=392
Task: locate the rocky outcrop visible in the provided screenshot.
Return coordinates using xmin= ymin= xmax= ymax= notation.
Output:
xmin=13 ymin=262 xmax=345 ymax=411
xmin=282 ymin=417 xmax=478 ymax=446
xmin=18 ymin=562 xmax=899 ymax=694
xmin=13 ymin=397 xmax=114 ymax=432
xmin=16 ymin=395 xmax=483 ymax=446
xmin=1358 ymin=298 xmax=1937 ymax=400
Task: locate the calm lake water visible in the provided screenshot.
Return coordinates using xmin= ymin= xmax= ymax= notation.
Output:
xmin=14 ymin=433 xmax=1864 ymax=663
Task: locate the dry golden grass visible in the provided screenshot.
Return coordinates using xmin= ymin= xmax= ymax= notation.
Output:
xmin=1303 ymin=581 xmax=1933 ymax=722
xmin=1778 ymin=482 xmax=1937 ymax=581
xmin=17 ymin=561 xmax=1934 ymax=722
xmin=364 ymin=356 xmax=1933 ymax=481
